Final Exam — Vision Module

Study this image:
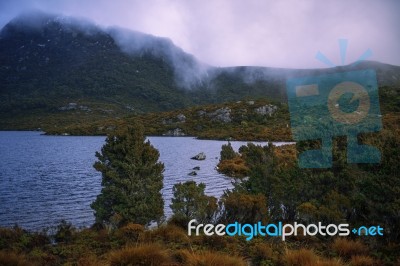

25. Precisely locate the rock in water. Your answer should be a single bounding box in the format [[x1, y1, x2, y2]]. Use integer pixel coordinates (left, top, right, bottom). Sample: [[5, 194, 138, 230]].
[[188, 171, 197, 176], [193, 166, 200, 170], [191, 152, 206, 160]]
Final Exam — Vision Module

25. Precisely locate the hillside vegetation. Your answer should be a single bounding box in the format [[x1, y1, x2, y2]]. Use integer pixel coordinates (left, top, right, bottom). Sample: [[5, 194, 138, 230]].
[[1, 12, 400, 131]]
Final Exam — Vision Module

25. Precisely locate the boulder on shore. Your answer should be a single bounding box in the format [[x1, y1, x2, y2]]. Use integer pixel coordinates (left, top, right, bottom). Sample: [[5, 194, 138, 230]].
[[191, 152, 206, 160]]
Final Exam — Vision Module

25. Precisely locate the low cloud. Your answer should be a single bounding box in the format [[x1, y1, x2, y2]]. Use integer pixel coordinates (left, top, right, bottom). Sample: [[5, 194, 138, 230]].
[[1, 0, 399, 68]]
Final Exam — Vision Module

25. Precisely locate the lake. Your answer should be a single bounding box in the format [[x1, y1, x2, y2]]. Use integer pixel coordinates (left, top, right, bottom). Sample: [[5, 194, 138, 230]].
[[0, 131, 286, 230]]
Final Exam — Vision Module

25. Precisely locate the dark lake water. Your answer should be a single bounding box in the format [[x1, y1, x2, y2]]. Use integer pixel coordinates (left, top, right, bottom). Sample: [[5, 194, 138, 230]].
[[0, 131, 285, 230]]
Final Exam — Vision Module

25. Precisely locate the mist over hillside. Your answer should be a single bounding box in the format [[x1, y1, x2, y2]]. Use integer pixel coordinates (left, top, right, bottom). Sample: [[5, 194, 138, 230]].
[[1, 12, 399, 130]]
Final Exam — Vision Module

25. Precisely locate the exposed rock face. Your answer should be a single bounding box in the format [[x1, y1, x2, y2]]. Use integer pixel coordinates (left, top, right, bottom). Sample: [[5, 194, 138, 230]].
[[59, 102, 91, 112], [191, 152, 206, 160], [197, 110, 206, 117], [208, 107, 231, 123], [163, 128, 186, 136], [176, 113, 186, 122], [162, 114, 186, 125], [161, 118, 173, 125], [254, 104, 277, 116]]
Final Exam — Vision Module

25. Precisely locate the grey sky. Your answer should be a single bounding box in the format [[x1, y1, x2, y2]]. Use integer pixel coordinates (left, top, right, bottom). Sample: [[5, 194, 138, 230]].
[[0, 0, 399, 68]]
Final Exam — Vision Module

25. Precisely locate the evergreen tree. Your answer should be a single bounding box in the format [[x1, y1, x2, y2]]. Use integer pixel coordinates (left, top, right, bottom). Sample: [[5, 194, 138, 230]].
[[91, 122, 164, 227], [170, 181, 217, 224], [220, 142, 237, 161]]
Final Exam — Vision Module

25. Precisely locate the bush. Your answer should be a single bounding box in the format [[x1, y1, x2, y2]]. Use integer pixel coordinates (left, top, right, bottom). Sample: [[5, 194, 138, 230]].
[[54, 220, 75, 243], [217, 157, 249, 178], [219, 191, 268, 224], [108, 244, 172, 266], [170, 181, 217, 224]]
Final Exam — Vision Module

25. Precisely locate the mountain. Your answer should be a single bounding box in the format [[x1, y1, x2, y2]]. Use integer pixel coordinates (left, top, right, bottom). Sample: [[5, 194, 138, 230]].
[[1, 12, 400, 130]]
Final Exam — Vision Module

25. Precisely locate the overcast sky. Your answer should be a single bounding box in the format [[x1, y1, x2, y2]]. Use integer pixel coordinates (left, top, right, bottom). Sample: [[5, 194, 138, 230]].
[[0, 0, 399, 68]]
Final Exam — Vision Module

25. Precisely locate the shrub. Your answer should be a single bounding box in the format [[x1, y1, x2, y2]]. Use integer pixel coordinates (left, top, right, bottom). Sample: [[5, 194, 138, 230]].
[[108, 244, 172, 266], [217, 157, 249, 178], [332, 238, 368, 258], [219, 191, 268, 224], [170, 181, 218, 224], [220, 142, 237, 161], [54, 220, 75, 243]]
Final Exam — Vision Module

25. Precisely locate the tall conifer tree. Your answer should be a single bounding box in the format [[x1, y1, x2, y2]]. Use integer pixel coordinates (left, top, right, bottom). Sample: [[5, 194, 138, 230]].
[[91, 122, 164, 227]]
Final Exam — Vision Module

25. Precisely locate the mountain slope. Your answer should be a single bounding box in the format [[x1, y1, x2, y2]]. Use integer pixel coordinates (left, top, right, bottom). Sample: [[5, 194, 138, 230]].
[[1, 12, 400, 130]]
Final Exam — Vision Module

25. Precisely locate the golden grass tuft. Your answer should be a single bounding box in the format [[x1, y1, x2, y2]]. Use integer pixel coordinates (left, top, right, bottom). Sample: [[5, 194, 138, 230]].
[[182, 250, 247, 266], [107, 244, 172, 266], [316, 258, 344, 266], [332, 238, 368, 258], [350, 255, 375, 266], [117, 223, 145, 242], [250, 242, 277, 264], [77, 254, 106, 266], [152, 224, 190, 244], [283, 248, 319, 266]]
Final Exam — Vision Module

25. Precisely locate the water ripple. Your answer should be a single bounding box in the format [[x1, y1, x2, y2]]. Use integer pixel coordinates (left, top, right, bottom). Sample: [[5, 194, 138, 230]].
[[0, 131, 284, 230]]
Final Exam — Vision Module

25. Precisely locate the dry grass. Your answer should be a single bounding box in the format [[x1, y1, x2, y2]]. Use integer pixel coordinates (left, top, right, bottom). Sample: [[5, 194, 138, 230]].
[[117, 223, 145, 243], [317, 258, 344, 266], [0, 250, 30, 266], [350, 255, 375, 266], [283, 248, 345, 266], [108, 244, 172, 266], [250, 242, 277, 264], [151, 224, 190, 244], [332, 238, 368, 258], [173, 249, 246, 266], [283, 248, 319, 266], [77, 255, 106, 266]]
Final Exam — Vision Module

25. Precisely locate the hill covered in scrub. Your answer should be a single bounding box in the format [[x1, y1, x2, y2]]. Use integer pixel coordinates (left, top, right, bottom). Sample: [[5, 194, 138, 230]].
[[1, 12, 400, 131], [44, 98, 293, 141], [44, 85, 400, 142]]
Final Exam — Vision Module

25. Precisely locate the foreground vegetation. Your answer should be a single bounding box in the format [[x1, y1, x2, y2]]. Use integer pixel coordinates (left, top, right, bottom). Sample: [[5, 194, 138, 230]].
[[1, 221, 395, 266]]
